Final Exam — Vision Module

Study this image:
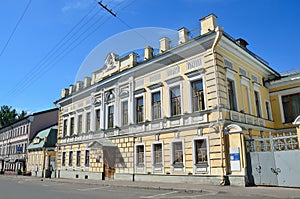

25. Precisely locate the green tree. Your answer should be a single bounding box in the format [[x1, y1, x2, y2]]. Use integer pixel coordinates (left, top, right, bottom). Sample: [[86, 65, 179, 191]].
[[0, 105, 27, 128]]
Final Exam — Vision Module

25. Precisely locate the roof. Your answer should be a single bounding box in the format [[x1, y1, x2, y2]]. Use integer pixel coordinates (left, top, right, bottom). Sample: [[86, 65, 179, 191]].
[[27, 125, 58, 150]]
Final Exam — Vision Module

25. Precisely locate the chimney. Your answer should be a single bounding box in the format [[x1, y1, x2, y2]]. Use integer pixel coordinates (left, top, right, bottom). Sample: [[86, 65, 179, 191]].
[[84, 77, 91, 87], [178, 27, 189, 44], [144, 46, 153, 61], [69, 84, 75, 94], [159, 37, 170, 53], [61, 88, 69, 98], [129, 52, 137, 66], [236, 38, 249, 49], [200, 14, 217, 35], [76, 81, 83, 92]]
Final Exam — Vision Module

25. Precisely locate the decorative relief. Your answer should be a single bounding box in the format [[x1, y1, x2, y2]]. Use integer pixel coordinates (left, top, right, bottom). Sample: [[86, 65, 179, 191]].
[[187, 58, 202, 70], [167, 65, 180, 77], [150, 74, 161, 83]]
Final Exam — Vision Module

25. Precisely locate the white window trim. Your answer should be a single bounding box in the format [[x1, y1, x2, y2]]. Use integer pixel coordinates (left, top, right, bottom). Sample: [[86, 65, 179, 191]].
[[226, 72, 238, 112], [134, 143, 146, 173], [264, 100, 273, 121], [192, 136, 210, 174], [151, 141, 164, 173], [186, 74, 206, 113], [167, 82, 183, 117], [149, 87, 163, 121], [170, 139, 185, 173], [135, 93, 146, 123], [94, 108, 101, 130]]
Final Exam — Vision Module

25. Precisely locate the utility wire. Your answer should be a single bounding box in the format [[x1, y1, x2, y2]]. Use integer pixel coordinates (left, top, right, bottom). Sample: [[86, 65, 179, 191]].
[[0, 0, 32, 57]]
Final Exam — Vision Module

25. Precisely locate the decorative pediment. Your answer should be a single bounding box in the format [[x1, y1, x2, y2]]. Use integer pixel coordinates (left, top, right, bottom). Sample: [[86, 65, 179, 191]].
[[104, 90, 115, 103], [104, 53, 118, 72], [88, 140, 116, 148], [293, 115, 300, 125], [91, 94, 102, 106], [119, 87, 129, 98], [224, 124, 244, 134]]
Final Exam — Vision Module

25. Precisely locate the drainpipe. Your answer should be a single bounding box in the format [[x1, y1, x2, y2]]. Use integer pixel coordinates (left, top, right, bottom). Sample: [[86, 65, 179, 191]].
[[211, 26, 226, 185]]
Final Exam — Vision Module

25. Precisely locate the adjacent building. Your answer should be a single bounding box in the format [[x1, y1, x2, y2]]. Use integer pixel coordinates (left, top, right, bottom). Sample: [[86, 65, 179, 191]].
[[27, 125, 58, 178], [54, 14, 300, 186], [0, 108, 58, 174]]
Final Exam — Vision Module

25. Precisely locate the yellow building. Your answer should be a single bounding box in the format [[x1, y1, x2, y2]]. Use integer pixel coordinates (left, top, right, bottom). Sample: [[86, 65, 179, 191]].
[[27, 125, 57, 178], [54, 14, 300, 186]]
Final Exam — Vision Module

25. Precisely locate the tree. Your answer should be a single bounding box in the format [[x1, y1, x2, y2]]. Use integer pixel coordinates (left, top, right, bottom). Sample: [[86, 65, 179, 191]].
[[0, 105, 27, 128]]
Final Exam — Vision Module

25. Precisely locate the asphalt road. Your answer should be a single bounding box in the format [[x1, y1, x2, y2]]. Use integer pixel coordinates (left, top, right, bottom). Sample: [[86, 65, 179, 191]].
[[0, 176, 279, 199]]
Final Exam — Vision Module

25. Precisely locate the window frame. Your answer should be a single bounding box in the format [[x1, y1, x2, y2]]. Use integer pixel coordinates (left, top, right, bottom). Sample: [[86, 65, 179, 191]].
[[69, 117, 75, 136], [135, 94, 145, 123], [62, 151, 66, 167], [63, 118, 68, 137], [170, 139, 185, 173], [95, 109, 101, 130], [254, 89, 262, 118], [121, 100, 129, 126], [281, 92, 300, 123], [265, 100, 273, 121], [86, 112, 91, 133], [192, 136, 210, 174], [68, 151, 73, 167], [77, 114, 83, 134], [76, 150, 81, 167], [107, 105, 114, 129], [135, 143, 146, 172], [150, 88, 162, 120], [227, 78, 238, 111], [169, 86, 182, 117], [151, 142, 164, 172], [190, 79, 205, 112], [84, 150, 90, 167]]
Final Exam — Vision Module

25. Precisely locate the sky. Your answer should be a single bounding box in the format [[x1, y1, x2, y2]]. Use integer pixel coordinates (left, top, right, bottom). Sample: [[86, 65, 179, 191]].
[[0, 0, 300, 114]]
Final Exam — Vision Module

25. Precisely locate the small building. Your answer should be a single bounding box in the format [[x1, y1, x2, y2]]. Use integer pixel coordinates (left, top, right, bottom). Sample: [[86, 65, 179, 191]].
[[27, 125, 58, 178], [0, 108, 58, 174]]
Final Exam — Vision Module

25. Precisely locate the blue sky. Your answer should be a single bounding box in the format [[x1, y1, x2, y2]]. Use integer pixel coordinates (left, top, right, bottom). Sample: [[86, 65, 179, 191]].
[[0, 0, 300, 114]]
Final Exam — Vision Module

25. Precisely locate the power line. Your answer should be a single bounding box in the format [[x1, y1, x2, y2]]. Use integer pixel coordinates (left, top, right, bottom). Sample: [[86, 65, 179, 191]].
[[0, 0, 32, 57]]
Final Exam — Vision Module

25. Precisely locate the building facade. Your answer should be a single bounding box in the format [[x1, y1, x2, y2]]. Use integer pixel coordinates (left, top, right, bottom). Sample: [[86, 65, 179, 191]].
[[54, 14, 300, 186], [0, 108, 58, 174], [27, 125, 58, 178]]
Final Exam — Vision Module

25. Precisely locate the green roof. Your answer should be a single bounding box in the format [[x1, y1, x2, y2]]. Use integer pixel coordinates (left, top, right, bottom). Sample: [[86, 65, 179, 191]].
[[27, 125, 57, 150]]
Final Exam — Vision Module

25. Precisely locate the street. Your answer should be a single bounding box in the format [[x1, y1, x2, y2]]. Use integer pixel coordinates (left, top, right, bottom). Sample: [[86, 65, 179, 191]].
[[0, 176, 284, 199]]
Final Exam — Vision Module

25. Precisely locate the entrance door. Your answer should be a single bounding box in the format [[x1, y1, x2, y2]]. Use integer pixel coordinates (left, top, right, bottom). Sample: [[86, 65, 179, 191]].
[[103, 147, 116, 180]]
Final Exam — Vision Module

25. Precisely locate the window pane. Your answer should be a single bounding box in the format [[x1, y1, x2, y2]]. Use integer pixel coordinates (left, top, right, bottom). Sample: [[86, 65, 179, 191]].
[[69, 151, 73, 166], [282, 93, 300, 123], [152, 92, 161, 119], [254, 91, 261, 117], [95, 110, 101, 130], [63, 120, 67, 137], [85, 150, 90, 167], [136, 97, 144, 123], [78, 115, 82, 134], [170, 86, 181, 116], [153, 144, 162, 165], [70, 118, 74, 136], [195, 139, 208, 164], [192, 80, 204, 112], [108, 106, 114, 128], [227, 79, 237, 111], [76, 151, 81, 167], [86, 112, 91, 132], [122, 101, 128, 126], [172, 142, 183, 164], [136, 145, 144, 165]]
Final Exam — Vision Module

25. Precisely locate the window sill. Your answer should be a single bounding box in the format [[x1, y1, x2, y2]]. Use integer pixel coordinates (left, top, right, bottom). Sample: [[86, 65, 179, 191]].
[[172, 163, 184, 168]]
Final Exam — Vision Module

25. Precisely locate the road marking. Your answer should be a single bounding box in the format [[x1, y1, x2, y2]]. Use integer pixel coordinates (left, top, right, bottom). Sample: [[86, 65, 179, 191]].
[[140, 191, 178, 198], [77, 187, 108, 191]]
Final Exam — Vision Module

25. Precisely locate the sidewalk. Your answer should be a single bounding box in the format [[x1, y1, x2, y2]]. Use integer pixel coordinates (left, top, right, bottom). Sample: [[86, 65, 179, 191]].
[[5, 175, 300, 199]]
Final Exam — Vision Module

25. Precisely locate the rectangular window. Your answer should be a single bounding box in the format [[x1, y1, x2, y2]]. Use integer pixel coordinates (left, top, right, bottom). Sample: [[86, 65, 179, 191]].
[[254, 91, 261, 117], [69, 151, 73, 166], [62, 152, 66, 166], [63, 119, 68, 137], [153, 143, 162, 165], [170, 86, 181, 116], [136, 145, 144, 165], [85, 150, 90, 167], [152, 92, 161, 120], [108, 105, 114, 128], [191, 80, 204, 112], [265, 101, 272, 120], [172, 142, 183, 166], [194, 139, 208, 165], [95, 109, 101, 130], [227, 79, 237, 111], [122, 101, 128, 126], [86, 112, 91, 132], [77, 115, 83, 134], [136, 97, 144, 123], [76, 151, 81, 167], [70, 118, 74, 136], [282, 93, 300, 123]]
